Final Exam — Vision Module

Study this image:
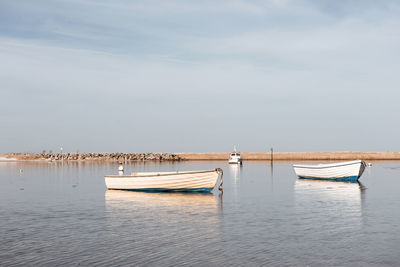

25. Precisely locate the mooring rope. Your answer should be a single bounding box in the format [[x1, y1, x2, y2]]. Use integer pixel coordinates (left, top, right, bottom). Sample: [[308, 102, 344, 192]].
[[216, 168, 223, 191]]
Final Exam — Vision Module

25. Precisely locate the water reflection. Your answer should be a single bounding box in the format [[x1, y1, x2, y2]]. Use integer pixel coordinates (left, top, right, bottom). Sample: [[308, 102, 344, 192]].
[[269, 161, 274, 179], [294, 179, 365, 228], [105, 190, 223, 225], [105, 190, 220, 213], [104, 190, 223, 265], [228, 164, 241, 185], [268, 161, 274, 191], [295, 179, 364, 201], [228, 164, 242, 199]]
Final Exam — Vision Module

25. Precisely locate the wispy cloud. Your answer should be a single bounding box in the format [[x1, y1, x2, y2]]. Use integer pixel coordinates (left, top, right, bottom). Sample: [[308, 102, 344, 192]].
[[1, 1, 400, 152]]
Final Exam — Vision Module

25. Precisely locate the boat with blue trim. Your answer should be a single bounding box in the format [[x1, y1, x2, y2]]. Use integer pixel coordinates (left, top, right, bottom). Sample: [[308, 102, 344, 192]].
[[293, 160, 367, 182], [105, 168, 223, 192]]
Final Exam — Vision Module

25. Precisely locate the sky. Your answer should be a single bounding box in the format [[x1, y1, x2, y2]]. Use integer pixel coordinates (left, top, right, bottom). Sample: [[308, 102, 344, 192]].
[[1, 0, 400, 153]]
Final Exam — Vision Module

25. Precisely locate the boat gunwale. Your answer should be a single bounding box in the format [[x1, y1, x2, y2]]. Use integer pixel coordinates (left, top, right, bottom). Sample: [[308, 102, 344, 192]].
[[105, 169, 220, 178], [106, 187, 214, 192], [293, 160, 364, 169]]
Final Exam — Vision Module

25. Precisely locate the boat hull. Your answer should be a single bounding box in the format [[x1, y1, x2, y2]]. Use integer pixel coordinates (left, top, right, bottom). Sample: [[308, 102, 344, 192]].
[[297, 175, 360, 182], [105, 169, 221, 192], [293, 160, 366, 182]]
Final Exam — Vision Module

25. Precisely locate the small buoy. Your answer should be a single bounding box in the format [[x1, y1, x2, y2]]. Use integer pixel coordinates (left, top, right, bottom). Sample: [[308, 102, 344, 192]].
[[368, 162, 372, 167], [118, 164, 124, 175], [19, 169, 23, 173]]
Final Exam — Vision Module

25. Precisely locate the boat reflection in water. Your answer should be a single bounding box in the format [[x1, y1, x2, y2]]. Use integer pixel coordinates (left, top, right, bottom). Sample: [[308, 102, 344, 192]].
[[105, 190, 222, 227], [294, 179, 366, 228], [295, 179, 364, 200], [104, 191, 223, 264], [228, 164, 241, 185], [105, 190, 220, 212], [228, 164, 242, 200]]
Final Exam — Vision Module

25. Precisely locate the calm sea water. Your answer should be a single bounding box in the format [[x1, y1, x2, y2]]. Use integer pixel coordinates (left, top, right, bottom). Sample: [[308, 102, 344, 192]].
[[1, 160, 400, 266]]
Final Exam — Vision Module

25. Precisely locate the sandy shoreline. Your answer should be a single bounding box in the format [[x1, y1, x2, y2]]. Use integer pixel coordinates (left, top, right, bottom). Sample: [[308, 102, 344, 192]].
[[177, 152, 400, 160], [1, 152, 400, 161]]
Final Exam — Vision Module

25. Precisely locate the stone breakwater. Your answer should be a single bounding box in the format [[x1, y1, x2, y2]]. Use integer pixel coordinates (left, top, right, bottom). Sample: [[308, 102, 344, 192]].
[[4, 153, 182, 161]]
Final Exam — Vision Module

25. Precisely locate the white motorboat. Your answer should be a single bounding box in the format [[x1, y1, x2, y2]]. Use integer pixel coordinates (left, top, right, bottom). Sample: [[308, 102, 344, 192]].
[[228, 145, 242, 165], [293, 160, 366, 181], [105, 168, 223, 192], [228, 152, 242, 164]]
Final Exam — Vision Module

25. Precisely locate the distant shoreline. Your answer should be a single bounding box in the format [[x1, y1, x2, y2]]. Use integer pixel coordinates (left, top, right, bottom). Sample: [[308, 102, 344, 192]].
[[177, 152, 400, 160], [1, 152, 400, 161]]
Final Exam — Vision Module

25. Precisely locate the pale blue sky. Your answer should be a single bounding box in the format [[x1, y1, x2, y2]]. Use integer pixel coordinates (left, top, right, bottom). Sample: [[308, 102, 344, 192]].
[[1, 0, 400, 153]]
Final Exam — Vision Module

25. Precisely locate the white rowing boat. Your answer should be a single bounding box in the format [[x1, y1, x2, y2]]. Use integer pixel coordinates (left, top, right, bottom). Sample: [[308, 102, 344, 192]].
[[105, 168, 223, 192], [293, 160, 367, 181]]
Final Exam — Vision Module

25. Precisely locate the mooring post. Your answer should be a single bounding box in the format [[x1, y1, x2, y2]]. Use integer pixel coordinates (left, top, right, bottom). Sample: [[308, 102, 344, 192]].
[[270, 147, 273, 162]]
